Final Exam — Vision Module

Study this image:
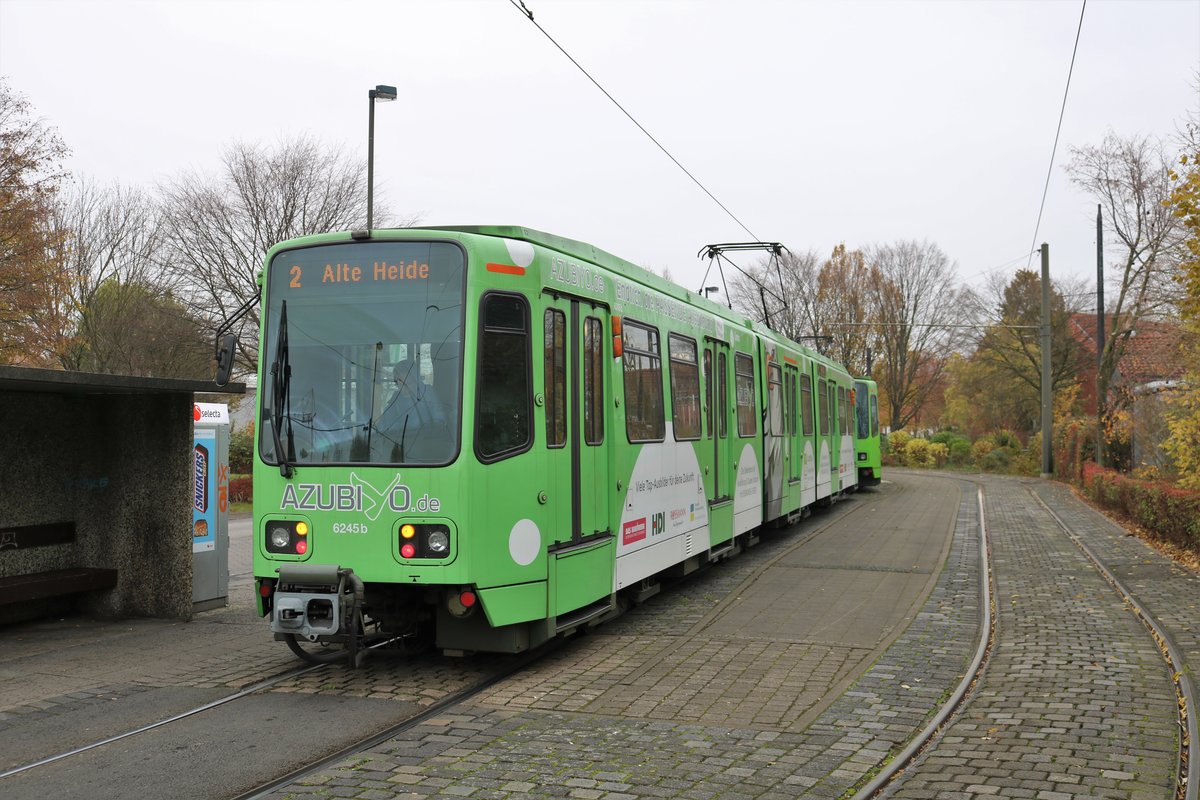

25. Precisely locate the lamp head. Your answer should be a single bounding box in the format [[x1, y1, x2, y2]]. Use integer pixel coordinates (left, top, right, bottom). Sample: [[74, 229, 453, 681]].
[[370, 84, 397, 102]]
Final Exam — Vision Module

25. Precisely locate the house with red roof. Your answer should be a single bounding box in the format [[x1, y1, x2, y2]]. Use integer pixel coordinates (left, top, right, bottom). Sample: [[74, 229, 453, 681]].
[[1068, 313, 1193, 467]]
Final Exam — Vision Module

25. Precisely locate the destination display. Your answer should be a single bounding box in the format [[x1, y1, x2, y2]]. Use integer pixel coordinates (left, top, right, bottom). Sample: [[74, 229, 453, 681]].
[[271, 241, 463, 296], [287, 259, 433, 288]]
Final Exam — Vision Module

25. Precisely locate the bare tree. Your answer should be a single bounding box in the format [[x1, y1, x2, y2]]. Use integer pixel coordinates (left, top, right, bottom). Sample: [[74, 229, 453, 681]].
[[1065, 132, 1181, 449], [727, 248, 822, 343], [159, 135, 413, 371], [47, 179, 175, 370], [728, 244, 881, 375], [867, 240, 970, 430]]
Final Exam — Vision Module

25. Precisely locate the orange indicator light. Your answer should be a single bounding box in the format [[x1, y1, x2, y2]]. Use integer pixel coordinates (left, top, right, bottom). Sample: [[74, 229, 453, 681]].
[[401, 524, 416, 539], [295, 522, 309, 536]]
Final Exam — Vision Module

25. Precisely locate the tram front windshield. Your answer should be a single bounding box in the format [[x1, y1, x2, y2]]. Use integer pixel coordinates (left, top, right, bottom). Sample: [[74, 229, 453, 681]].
[[259, 241, 465, 466]]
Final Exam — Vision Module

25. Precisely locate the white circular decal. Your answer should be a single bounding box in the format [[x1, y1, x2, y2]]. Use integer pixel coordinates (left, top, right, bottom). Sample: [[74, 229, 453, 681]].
[[504, 238, 536, 268], [508, 518, 541, 566]]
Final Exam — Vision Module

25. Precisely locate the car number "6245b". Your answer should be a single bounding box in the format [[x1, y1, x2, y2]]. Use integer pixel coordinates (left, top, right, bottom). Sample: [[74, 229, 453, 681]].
[[332, 523, 369, 534]]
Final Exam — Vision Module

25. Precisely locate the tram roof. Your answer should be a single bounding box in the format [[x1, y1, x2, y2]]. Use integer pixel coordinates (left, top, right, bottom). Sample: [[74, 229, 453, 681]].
[[277, 226, 839, 368], [428, 224, 791, 340]]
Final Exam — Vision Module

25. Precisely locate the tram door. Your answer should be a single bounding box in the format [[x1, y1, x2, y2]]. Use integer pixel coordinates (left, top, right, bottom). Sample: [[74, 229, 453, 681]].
[[785, 362, 802, 484], [763, 359, 785, 522], [542, 297, 613, 614], [705, 339, 733, 546]]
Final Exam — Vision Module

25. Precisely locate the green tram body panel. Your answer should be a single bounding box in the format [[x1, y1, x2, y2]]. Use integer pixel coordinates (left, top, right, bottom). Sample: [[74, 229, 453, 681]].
[[251, 226, 878, 653], [853, 378, 882, 485]]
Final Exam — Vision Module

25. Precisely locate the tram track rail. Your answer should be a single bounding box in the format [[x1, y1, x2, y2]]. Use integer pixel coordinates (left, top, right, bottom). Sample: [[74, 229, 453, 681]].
[[0, 497, 865, 796], [849, 483, 996, 800], [0, 635, 569, 796], [851, 478, 1196, 800], [1030, 488, 1197, 800], [228, 640, 565, 800], [0, 660, 324, 780], [231, 494, 874, 799]]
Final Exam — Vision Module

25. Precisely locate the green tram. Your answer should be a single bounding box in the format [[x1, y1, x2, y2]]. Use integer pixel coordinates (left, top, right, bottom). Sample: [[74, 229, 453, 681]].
[[233, 226, 880, 662], [854, 378, 882, 486]]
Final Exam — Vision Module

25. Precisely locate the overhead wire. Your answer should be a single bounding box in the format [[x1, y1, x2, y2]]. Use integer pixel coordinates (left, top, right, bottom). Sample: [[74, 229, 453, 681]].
[[507, 0, 760, 242], [1026, 0, 1088, 269]]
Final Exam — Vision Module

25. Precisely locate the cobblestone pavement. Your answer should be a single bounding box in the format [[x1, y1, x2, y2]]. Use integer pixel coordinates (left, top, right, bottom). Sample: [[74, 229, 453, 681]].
[[1029, 480, 1200, 704], [268, 473, 981, 799], [5, 472, 1194, 799], [882, 475, 1182, 799]]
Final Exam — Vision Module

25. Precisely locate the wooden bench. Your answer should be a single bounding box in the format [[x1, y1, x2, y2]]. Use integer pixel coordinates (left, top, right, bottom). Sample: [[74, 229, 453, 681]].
[[1, 522, 117, 608], [0, 567, 118, 605]]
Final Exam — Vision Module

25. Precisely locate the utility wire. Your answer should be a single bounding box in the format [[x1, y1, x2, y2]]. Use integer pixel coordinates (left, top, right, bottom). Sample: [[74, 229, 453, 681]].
[[1027, 0, 1087, 268], [508, 0, 760, 241]]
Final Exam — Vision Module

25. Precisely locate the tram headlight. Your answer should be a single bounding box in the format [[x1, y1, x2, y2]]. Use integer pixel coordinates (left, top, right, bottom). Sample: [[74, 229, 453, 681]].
[[269, 526, 291, 550], [426, 530, 449, 554]]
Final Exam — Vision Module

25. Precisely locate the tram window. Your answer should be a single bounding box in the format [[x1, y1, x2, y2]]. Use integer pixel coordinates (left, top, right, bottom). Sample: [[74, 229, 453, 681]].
[[845, 388, 853, 437], [622, 319, 665, 442], [476, 293, 531, 462], [735, 352, 756, 437], [818, 378, 829, 436], [837, 386, 846, 436], [669, 333, 701, 441], [717, 352, 728, 438], [544, 309, 566, 448], [825, 383, 835, 438], [829, 383, 837, 437], [800, 373, 813, 436], [767, 363, 783, 436], [788, 373, 798, 436], [584, 316, 603, 445], [870, 394, 879, 437], [703, 349, 713, 440], [855, 382, 870, 440]]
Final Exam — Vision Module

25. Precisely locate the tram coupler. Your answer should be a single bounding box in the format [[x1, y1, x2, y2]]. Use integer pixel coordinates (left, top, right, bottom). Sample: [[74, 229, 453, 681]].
[[269, 563, 364, 641]]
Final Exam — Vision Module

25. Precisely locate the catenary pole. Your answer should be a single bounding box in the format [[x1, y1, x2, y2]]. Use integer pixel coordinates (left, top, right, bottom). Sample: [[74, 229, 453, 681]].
[[1041, 243, 1053, 478], [1096, 204, 1105, 468]]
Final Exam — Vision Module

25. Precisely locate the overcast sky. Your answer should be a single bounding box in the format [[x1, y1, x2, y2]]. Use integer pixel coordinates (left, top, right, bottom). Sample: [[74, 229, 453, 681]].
[[2, 0, 1197, 302]]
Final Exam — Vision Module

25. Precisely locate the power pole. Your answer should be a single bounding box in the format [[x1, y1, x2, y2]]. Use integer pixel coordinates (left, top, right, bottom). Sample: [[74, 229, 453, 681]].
[[1095, 204, 1105, 468], [1041, 243, 1053, 478]]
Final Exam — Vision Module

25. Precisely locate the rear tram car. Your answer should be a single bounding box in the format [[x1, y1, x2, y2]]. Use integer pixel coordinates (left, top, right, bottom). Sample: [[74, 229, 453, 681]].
[[854, 378, 882, 486], [242, 226, 880, 662]]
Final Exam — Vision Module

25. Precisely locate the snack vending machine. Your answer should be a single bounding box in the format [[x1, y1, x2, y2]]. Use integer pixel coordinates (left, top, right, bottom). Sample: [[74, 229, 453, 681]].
[[192, 403, 229, 610]]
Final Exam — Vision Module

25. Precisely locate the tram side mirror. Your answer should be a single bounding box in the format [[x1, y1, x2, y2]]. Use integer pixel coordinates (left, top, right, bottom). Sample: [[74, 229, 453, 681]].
[[215, 333, 237, 387]]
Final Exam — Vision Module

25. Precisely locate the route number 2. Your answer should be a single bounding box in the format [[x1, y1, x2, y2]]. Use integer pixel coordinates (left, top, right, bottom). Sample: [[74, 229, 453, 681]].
[[290, 265, 302, 288]]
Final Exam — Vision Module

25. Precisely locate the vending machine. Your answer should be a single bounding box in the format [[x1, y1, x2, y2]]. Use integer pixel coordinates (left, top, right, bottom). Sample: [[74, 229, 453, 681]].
[[192, 402, 229, 610]]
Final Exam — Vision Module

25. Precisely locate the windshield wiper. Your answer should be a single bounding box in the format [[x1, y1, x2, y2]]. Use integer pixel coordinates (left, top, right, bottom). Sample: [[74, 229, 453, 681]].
[[270, 299, 295, 478]]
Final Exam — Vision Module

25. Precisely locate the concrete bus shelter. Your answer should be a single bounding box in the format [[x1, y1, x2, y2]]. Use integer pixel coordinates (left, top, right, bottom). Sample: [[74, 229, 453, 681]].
[[0, 365, 245, 625]]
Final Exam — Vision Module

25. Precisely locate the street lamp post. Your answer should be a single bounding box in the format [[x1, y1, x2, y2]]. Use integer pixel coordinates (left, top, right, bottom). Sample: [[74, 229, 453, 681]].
[[367, 84, 397, 231]]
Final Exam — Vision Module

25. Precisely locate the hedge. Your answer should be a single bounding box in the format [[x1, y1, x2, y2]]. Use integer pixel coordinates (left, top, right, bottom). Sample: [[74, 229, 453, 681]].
[[1080, 462, 1200, 553], [229, 475, 253, 504]]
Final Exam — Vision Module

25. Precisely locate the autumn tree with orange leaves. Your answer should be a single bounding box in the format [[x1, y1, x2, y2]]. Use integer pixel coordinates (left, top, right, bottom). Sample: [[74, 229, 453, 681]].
[[0, 79, 70, 365]]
